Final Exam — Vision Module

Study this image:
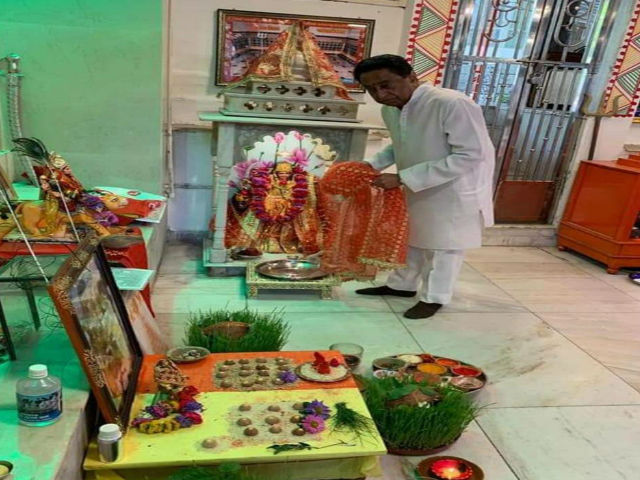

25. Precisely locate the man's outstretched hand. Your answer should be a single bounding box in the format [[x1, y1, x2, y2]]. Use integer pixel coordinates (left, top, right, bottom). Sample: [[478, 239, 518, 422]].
[[372, 173, 402, 189]]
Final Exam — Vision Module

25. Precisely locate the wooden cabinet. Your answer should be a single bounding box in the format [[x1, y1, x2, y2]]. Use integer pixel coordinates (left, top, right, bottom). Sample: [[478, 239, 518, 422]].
[[557, 157, 640, 273]]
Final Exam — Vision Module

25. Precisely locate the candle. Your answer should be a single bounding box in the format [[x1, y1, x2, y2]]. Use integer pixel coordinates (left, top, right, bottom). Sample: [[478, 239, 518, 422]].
[[430, 458, 473, 480]]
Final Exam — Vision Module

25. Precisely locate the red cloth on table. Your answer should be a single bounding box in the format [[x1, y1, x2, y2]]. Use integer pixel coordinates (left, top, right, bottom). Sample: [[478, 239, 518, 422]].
[[0, 227, 153, 314]]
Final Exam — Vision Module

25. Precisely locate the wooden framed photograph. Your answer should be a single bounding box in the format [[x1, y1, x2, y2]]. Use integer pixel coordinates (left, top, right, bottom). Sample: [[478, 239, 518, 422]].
[[48, 235, 142, 430], [216, 9, 375, 91]]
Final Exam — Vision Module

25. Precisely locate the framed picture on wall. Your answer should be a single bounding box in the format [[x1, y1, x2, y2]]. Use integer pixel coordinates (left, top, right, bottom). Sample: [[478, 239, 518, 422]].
[[321, 0, 408, 6], [216, 9, 375, 92], [48, 235, 142, 430]]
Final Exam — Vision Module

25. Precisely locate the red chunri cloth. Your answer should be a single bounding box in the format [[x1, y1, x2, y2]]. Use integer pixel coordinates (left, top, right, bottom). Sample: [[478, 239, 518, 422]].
[[318, 162, 408, 279]]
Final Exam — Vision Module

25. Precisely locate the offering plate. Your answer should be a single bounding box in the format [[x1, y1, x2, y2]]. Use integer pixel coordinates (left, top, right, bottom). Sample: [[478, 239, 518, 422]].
[[256, 259, 328, 281], [246, 261, 339, 299]]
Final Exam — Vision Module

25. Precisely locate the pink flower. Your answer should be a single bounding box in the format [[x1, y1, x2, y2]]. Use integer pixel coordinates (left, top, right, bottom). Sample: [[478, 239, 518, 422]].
[[233, 159, 258, 179], [274, 132, 286, 144], [301, 414, 326, 434], [290, 148, 309, 167], [293, 131, 304, 141]]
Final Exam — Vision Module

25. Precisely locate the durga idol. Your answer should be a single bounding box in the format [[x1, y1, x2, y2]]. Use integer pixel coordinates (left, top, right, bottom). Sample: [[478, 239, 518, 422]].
[[225, 159, 323, 255]]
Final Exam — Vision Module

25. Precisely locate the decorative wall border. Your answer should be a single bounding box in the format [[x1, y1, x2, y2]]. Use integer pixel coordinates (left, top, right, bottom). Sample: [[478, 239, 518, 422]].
[[405, 0, 459, 86], [603, 0, 640, 116]]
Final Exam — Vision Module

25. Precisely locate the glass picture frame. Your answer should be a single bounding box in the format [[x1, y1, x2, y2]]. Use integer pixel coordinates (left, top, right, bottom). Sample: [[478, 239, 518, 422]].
[[216, 9, 375, 92], [48, 235, 142, 430]]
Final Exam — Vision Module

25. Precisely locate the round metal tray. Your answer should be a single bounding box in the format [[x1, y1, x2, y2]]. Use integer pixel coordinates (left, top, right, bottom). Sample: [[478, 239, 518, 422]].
[[255, 259, 328, 281]]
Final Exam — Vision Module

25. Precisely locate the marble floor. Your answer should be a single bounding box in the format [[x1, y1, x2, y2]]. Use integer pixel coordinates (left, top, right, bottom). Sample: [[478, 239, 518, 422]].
[[152, 243, 640, 480]]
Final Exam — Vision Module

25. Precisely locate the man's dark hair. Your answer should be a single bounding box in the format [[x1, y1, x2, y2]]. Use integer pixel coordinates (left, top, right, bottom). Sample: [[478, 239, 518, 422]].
[[353, 54, 414, 82]]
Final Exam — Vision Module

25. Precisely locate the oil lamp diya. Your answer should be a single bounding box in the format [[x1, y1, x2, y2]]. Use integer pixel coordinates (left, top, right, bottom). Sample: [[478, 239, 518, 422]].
[[429, 458, 474, 480]]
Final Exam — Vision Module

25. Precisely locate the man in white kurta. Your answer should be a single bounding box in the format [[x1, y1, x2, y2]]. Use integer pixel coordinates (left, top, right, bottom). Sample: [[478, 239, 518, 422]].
[[354, 55, 495, 319]]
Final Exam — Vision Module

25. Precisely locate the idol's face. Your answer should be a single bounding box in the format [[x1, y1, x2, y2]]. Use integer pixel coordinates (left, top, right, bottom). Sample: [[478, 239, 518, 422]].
[[358, 69, 419, 108]]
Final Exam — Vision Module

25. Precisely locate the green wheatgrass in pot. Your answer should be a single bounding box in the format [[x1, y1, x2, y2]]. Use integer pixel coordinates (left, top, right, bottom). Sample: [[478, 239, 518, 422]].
[[185, 308, 290, 353], [363, 376, 483, 450]]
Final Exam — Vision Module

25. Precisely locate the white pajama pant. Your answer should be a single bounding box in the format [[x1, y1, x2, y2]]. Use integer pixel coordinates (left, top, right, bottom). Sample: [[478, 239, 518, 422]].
[[386, 247, 465, 305]]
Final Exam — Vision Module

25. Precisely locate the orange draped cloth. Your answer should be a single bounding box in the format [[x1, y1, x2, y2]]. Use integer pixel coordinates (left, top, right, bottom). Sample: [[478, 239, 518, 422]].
[[319, 162, 408, 279]]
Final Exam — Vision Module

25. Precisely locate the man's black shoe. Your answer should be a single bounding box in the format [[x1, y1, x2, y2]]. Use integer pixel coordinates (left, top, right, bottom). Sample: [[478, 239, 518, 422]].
[[403, 301, 442, 319], [355, 286, 416, 297]]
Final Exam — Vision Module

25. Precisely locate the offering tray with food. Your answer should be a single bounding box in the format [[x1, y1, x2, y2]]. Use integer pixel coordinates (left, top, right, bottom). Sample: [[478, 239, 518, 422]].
[[214, 356, 301, 391], [228, 399, 330, 444], [296, 352, 352, 383], [167, 346, 210, 363], [372, 353, 487, 393]]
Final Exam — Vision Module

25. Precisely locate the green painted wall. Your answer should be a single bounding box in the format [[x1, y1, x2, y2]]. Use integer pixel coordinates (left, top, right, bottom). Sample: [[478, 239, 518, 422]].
[[0, 0, 164, 194]]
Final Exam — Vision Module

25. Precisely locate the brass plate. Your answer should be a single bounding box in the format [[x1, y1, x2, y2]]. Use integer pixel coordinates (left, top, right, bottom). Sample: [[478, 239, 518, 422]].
[[256, 259, 328, 281]]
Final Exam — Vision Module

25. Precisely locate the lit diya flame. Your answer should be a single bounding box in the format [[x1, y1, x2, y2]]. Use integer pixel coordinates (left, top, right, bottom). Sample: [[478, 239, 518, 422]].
[[430, 458, 473, 480]]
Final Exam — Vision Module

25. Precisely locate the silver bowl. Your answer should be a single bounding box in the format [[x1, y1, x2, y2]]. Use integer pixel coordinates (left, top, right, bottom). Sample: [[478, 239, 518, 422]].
[[255, 259, 328, 281]]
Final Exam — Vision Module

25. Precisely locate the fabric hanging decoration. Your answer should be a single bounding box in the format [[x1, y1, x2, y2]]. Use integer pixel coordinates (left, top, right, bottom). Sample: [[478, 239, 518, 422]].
[[318, 162, 408, 279]]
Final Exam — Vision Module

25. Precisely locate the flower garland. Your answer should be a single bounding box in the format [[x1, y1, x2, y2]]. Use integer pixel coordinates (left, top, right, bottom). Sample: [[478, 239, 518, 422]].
[[132, 386, 204, 434], [248, 163, 309, 224]]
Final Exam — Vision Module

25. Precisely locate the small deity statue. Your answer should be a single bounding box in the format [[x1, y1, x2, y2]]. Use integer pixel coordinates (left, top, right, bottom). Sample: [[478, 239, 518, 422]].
[[1, 138, 161, 241]]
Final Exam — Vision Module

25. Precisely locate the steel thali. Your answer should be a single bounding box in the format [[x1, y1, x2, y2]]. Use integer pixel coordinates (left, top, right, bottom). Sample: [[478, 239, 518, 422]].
[[255, 259, 328, 281]]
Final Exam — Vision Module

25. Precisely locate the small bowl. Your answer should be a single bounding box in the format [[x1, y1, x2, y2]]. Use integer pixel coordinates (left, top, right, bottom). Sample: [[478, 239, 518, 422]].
[[0, 461, 13, 480], [167, 346, 210, 363], [450, 376, 484, 392], [451, 365, 482, 377], [419, 353, 435, 363], [412, 371, 441, 385], [416, 363, 448, 375], [372, 357, 407, 371], [435, 357, 461, 368], [396, 354, 423, 366], [373, 369, 401, 379]]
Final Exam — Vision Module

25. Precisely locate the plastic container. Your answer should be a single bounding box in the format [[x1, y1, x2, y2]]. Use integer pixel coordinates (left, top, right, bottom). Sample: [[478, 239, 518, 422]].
[[97, 423, 122, 463], [16, 364, 62, 426]]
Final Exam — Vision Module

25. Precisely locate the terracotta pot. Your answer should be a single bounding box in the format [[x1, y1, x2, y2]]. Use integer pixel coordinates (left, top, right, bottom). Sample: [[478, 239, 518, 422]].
[[202, 321, 250, 339], [385, 435, 460, 456]]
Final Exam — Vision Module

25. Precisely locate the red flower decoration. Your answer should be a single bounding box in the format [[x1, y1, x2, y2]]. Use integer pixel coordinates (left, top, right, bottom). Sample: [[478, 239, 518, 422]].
[[183, 412, 203, 425], [182, 386, 199, 396]]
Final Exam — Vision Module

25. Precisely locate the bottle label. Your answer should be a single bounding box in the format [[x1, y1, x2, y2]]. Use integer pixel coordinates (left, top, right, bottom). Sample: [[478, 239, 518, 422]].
[[16, 390, 63, 423]]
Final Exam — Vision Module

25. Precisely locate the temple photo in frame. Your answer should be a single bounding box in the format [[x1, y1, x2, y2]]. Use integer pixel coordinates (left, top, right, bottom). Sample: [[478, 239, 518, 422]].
[[48, 236, 142, 429], [216, 9, 375, 91]]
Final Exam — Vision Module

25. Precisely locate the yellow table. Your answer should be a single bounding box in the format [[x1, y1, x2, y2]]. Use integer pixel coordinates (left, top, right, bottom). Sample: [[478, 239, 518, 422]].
[[84, 387, 386, 480]]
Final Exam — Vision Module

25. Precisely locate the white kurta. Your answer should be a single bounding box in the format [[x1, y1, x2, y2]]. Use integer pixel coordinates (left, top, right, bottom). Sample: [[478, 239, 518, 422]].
[[369, 84, 495, 250]]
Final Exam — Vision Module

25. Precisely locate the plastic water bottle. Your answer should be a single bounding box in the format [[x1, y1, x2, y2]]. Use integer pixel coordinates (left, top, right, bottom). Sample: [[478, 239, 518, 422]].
[[98, 423, 122, 463], [16, 364, 62, 426]]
